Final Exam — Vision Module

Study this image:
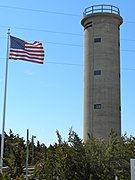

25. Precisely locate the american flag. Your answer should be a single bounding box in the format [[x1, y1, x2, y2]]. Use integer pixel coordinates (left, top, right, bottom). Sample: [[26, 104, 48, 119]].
[[9, 36, 44, 64]]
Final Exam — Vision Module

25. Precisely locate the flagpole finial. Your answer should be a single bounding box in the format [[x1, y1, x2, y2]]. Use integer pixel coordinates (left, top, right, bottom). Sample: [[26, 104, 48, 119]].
[[7, 29, 10, 35]]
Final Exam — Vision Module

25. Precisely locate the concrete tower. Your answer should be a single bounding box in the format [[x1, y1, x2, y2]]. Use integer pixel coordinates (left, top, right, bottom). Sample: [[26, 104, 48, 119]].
[[81, 5, 123, 140]]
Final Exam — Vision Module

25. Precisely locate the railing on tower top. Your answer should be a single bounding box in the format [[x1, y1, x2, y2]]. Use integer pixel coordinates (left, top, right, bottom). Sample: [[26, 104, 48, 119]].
[[83, 5, 120, 16]]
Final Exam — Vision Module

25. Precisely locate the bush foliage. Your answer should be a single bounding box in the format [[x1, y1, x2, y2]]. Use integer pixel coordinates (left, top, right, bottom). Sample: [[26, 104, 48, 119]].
[[0, 129, 135, 179]]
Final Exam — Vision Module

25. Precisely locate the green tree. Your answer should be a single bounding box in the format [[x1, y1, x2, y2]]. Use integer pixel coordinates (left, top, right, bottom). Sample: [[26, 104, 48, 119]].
[[3, 130, 26, 178]]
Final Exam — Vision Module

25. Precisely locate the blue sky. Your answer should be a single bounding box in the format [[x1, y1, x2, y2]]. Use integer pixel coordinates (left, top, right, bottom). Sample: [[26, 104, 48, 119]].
[[0, 0, 135, 145]]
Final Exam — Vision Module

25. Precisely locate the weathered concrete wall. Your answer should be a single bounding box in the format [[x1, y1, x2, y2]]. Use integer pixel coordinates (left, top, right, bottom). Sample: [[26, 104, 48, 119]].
[[81, 13, 123, 140]]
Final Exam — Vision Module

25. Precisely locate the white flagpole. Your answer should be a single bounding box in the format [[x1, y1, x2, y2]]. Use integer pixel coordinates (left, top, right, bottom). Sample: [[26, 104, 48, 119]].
[[0, 29, 10, 173], [26, 129, 29, 179]]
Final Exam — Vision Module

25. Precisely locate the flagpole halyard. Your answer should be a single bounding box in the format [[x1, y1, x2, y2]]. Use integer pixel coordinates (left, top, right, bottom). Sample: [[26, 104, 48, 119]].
[[0, 29, 10, 173]]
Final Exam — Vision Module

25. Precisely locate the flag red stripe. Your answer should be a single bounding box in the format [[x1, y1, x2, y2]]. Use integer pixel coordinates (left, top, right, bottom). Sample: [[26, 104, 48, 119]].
[[10, 49, 44, 55], [10, 49, 44, 54], [9, 55, 44, 61], [9, 54, 44, 60], [10, 57, 43, 64], [24, 49, 44, 52], [25, 45, 44, 49], [25, 41, 42, 45]]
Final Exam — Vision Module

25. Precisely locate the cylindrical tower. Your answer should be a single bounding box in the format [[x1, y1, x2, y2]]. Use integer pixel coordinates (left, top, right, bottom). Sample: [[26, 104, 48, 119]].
[[81, 5, 123, 140]]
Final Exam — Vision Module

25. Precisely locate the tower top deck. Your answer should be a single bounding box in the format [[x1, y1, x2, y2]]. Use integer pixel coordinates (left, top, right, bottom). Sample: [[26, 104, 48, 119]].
[[83, 5, 120, 17]]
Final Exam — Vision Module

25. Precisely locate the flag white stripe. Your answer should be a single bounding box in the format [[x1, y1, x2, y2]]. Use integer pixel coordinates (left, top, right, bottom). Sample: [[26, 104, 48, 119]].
[[25, 44, 42, 47]]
